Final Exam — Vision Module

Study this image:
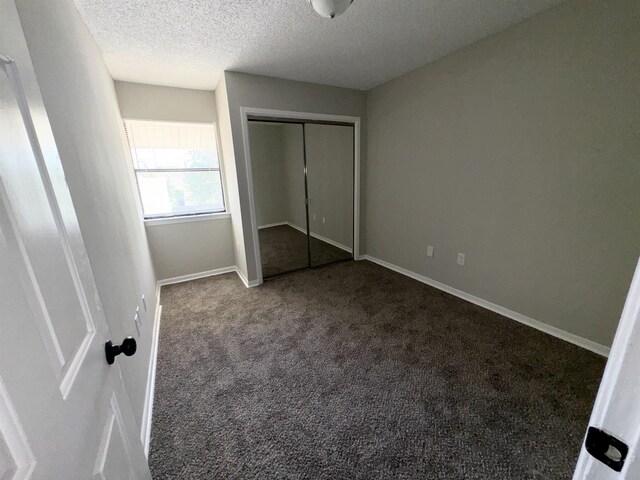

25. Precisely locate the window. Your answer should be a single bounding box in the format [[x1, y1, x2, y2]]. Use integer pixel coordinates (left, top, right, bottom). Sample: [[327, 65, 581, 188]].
[[124, 120, 225, 219]]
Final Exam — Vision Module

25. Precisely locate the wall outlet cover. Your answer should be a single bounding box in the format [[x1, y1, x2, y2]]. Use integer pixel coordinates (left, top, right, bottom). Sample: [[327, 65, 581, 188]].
[[427, 245, 434, 258], [457, 253, 466, 265]]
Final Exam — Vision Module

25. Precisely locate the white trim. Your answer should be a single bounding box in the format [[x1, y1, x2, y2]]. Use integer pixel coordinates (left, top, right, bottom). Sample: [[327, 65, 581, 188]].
[[157, 266, 237, 286], [240, 107, 361, 286], [144, 212, 230, 226], [235, 267, 260, 288], [140, 286, 162, 457], [312, 232, 351, 254], [240, 110, 262, 285], [286, 222, 352, 253], [353, 122, 360, 262], [361, 254, 610, 357], [156, 264, 260, 289], [257, 221, 288, 230], [130, 116, 233, 219], [241, 107, 361, 124], [259, 221, 353, 253]]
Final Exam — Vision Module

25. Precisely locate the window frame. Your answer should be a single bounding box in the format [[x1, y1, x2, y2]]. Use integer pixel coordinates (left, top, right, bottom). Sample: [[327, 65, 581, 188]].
[[123, 119, 226, 221]]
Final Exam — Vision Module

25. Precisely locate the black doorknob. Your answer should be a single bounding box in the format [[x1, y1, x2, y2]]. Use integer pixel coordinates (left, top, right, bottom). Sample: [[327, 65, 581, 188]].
[[105, 337, 137, 365]]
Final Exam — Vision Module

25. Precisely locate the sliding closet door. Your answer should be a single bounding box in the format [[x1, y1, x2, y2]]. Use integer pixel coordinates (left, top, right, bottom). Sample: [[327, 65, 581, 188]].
[[305, 124, 354, 267], [249, 122, 308, 278]]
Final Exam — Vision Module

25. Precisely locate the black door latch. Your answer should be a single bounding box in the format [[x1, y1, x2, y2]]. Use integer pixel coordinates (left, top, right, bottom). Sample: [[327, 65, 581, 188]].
[[585, 426, 628, 472], [105, 337, 137, 365]]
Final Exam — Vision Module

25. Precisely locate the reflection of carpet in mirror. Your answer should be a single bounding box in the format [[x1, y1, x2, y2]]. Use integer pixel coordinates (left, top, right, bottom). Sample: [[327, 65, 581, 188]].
[[259, 224, 352, 278]]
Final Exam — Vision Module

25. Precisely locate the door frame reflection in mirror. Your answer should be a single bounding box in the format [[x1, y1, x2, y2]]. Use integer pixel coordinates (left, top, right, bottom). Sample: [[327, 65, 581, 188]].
[[240, 107, 361, 285]]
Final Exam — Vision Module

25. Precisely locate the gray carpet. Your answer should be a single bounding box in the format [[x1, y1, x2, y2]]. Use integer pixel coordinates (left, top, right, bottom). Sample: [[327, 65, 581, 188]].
[[149, 260, 605, 479], [259, 225, 352, 277]]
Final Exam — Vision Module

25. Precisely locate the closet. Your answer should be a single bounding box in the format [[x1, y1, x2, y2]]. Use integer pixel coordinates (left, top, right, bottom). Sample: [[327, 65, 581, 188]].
[[248, 119, 354, 279]]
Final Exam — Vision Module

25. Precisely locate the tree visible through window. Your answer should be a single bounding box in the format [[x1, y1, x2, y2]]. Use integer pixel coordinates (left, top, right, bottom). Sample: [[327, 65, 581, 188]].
[[124, 120, 225, 218]]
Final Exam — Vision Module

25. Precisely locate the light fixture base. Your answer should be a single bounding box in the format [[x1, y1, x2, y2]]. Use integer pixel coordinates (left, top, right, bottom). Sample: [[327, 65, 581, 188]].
[[308, 0, 353, 19]]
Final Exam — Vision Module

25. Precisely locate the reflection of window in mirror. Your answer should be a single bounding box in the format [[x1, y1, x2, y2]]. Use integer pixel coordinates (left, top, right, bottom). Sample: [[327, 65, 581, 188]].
[[123, 119, 225, 219]]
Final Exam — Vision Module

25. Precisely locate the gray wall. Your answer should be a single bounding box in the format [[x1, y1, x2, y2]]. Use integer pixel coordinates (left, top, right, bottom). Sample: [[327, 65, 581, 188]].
[[223, 71, 367, 282], [16, 0, 157, 425], [249, 123, 289, 227], [115, 81, 236, 280], [145, 218, 234, 279], [215, 75, 248, 279], [115, 81, 219, 123], [364, 0, 640, 347], [282, 124, 307, 230]]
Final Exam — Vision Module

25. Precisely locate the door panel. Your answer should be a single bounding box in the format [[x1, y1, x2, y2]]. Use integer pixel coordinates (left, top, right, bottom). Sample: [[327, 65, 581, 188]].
[[0, 378, 36, 480], [0, 172, 93, 397], [0, 0, 150, 477], [0, 179, 66, 375], [306, 124, 354, 268], [0, 159, 140, 478], [250, 122, 310, 278], [2, 54, 96, 398], [574, 258, 640, 478], [93, 394, 135, 480]]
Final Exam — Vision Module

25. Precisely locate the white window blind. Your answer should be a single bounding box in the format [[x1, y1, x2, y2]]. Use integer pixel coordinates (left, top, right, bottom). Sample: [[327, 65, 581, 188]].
[[124, 120, 225, 219]]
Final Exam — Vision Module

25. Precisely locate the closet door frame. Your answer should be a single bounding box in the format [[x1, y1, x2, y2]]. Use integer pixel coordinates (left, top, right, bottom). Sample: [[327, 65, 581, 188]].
[[240, 107, 361, 285]]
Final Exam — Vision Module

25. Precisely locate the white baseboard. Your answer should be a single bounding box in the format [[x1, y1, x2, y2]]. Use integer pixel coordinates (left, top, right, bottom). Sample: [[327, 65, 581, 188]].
[[258, 222, 288, 230], [157, 265, 261, 289], [140, 287, 162, 457], [141, 264, 254, 454], [235, 267, 260, 288], [361, 254, 610, 357], [157, 266, 237, 286], [259, 221, 353, 254], [286, 223, 353, 254]]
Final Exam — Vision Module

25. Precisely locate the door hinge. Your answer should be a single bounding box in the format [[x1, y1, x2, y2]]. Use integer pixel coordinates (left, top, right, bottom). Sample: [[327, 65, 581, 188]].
[[585, 426, 629, 472]]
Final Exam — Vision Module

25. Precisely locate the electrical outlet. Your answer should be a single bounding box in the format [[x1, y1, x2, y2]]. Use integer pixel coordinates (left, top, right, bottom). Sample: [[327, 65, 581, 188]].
[[322, 217, 326, 224], [457, 253, 466, 266], [427, 245, 434, 258]]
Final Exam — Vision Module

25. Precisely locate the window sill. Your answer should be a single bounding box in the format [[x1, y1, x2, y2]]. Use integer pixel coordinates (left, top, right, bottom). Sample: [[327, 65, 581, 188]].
[[144, 212, 230, 226]]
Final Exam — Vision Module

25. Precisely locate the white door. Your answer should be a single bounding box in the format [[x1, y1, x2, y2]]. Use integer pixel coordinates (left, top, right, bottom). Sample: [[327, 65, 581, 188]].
[[0, 1, 151, 478], [574, 257, 640, 479]]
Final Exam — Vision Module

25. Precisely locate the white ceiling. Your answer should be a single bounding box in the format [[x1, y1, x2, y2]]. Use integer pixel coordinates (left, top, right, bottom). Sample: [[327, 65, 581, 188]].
[[72, 0, 565, 91]]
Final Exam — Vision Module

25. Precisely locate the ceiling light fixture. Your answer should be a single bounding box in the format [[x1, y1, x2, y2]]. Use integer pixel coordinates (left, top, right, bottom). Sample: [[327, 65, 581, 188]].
[[308, 0, 354, 19]]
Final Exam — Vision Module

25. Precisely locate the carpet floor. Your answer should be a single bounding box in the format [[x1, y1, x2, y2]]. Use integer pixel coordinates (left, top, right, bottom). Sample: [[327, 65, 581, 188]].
[[259, 225, 352, 277], [149, 260, 605, 479]]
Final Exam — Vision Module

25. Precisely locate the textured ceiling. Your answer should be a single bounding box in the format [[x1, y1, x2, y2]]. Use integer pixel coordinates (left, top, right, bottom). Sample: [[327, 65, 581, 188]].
[[72, 0, 565, 91]]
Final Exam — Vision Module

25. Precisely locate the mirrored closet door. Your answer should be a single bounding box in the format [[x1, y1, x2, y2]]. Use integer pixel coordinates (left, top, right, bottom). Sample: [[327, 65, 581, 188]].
[[250, 121, 308, 278], [306, 124, 354, 267], [249, 118, 355, 279]]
